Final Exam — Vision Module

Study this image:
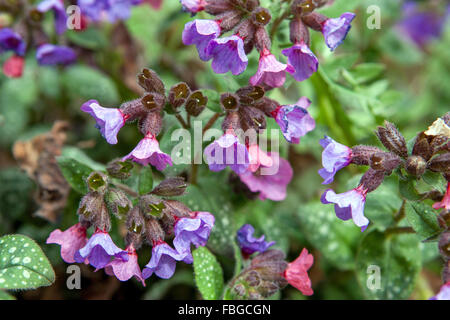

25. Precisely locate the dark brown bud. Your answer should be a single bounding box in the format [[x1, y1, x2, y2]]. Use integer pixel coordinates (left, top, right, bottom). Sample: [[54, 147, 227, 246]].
[[144, 217, 165, 244], [369, 152, 401, 172], [251, 7, 272, 27], [120, 98, 147, 121], [163, 200, 191, 218], [236, 85, 265, 105], [204, 0, 232, 15], [253, 97, 279, 117], [254, 27, 271, 52], [412, 134, 432, 161], [185, 90, 207, 117], [292, 0, 317, 17], [239, 106, 266, 133], [221, 93, 240, 112], [428, 153, 450, 173], [78, 191, 104, 221], [139, 194, 166, 218], [244, 0, 260, 11], [86, 171, 108, 193], [359, 168, 385, 193], [168, 82, 191, 109], [429, 135, 450, 154], [105, 188, 132, 218], [141, 92, 165, 111], [289, 17, 310, 44], [126, 206, 145, 235], [139, 110, 163, 136], [106, 159, 134, 180], [375, 121, 408, 159], [405, 155, 427, 176], [439, 232, 450, 259], [151, 177, 187, 197], [28, 8, 43, 25], [217, 10, 243, 32], [351, 145, 384, 166], [302, 12, 328, 31], [137, 68, 165, 94]]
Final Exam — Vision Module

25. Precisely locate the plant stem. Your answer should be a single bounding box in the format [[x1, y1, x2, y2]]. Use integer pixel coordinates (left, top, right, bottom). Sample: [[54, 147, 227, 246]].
[[269, 1, 293, 40], [385, 226, 415, 236], [175, 113, 189, 129], [394, 200, 406, 223], [202, 112, 222, 135], [114, 182, 139, 198]]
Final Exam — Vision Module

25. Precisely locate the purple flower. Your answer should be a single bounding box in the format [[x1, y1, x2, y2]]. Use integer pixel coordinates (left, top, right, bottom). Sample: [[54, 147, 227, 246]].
[[180, 0, 206, 13], [239, 152, 293, 201], [237, 224, 275, 256], [250, 48, 287, 88], [37, 0, 68, 35], [182, 19, 221, 61], [282, 41, 318, 82], [122, 133, 173, 170], [75, 229, 128, 269], [36, 44, 77, 65], [204, 133, 250, 174], [430, 282, 450, 300], [273, 97, 315, 144], [206, 35, 248, 75], [397, 2, 447, 48], [0, 28, 26, 56], [105, 245, 145, 286], [46, 223, 88, 264], [81, 99, 126, 144], [322, 12, 356, 51], [78, 0, 140, 22], [321, 185, 369, 231], [173, 211, 215, 255], [318, 136, 352, 184], [142, 241, 192, 279]]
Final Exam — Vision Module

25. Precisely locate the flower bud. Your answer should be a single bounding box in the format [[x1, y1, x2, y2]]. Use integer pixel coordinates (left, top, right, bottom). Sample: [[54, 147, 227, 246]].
[[439, 232, 450, 259], [218, 10, 243, 32], [137, 68, 165, 94], [244, 0, 260, 11], [120, 98, 146, 121], [351, 145, 384, 166], [105, 188, 132, 218], [86, 171, 109, 193], [144, 216, 165, 244], [405, 155, 427, 176], [139, 194, 166, 218], [359, 168, 385, 193], [251, 7, 271, 27], [375, 121, 408, 159], [163, 200, 191, 218], [221, 111, 241, 133], [290, 17, 310, 44], [253, 97, 279, 117], [78, 191, 104, 220], [412, 134, 432, 161], [185, 90, 207, 117], [292, 0, 317, 16], [236, 85, 265, 105], [168, 82, 191, 109], [106, 159, 134, 180], [139, 110, 163, 136], [151, 177, 187, 197], [302, 12, 328, 31], [239, 106, 266, 133], [141, 92, 166, 111], [126, 206, 145, 235], [204, 0, 232, 15], [369, 152, 401, 172], [220, 92, 240, 112], [428, 153, 450, 173]]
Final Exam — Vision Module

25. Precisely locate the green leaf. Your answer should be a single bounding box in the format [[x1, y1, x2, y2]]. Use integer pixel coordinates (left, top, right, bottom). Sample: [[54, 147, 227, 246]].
[[405, 201, 441, 238], [0, 234, 55, 290], [399, 178, 421, 201], [298, 202, 360, 270], [138, 166, 153, 195], [347, 63, 385, 85], [61, 147, 105, 171], [56, 156, 94, 194], [0, 290, 15, 300], [192, 246, 224, 300], [422, 171, 447, 193], [356, 230, 421, 299], [66, 28, 108, 50], [202, 89, 221, 113]]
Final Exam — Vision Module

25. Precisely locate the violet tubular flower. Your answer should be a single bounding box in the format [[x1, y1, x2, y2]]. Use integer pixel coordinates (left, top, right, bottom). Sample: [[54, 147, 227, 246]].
[[78, 0, 140, 22], [430, 282, 450, 300], [182, 19, 221, 61], [0, 28, 26, 56], [282, 42, 318, 82], [105, 244, 145, 286], [173, 211, 215, 256], [204, 133, 250, 174], [318, 136, 352, 184], [81, 99, 127, 145], [250, 48, 287, 88], [122, 133, 173, 170], [46, 223, 88, 264], [272, 97, 315, 144], [206, 35, 248, 75], [74, 229, 128, 269], [36, 44, 77, 66], [142, 241, 192, 279], [321, 185, 369, 232], [37, 0, 68, 35], [237, 224, 275, 256], [180, 0, 206, 14], [322, 13, 356, 51]]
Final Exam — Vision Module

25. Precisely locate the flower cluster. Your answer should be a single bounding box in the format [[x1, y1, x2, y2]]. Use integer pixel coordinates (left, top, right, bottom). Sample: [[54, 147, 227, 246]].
[[232, 224, 314, 299], [47, 171, 215, 284], [181, 0, 355, 87], [203, 85, 313, 201], [320, 114, 450, 231]]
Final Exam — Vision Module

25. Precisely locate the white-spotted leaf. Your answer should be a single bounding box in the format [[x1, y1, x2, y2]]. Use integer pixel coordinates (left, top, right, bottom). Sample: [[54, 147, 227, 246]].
[[192, 246, 224, 300]]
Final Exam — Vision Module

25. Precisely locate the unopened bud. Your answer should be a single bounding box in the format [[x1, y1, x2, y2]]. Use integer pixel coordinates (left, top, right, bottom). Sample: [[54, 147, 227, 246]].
[[144, 217, 165, 244], [185, 90, 207, 117], [126, 206, 145, 235], [251, 7, 271, 27], [236, 85, 265, 105], [151, 177, 187, 197], [359, 168, 385, 193], [86, 171, 108, 193], [139, 194, 166, 218], [137, 68, 165, 94], [78, 191, 104, 220], [405, 155, 427, 176], [428, 153, 450, 173], [105, 188, 132, 218], [141, 92, 165, 111], [204, 0, 232, 15], [120, 98, 146, 121], [239, 106, 266, 132], [218, 10, 243, 32], [369, 152, 401, 172], [412, 134, 432, 161], [220, 93, 240, 112], [107, 159, 134, 180], [168, 82, 191, 109], [375, 121, 408, 159], [253, 97, 279, 117], [351, 145, 384, 166], [292, 0, 317, 16]]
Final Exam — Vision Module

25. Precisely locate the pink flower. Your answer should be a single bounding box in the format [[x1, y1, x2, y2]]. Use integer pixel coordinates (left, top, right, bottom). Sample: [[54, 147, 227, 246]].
[[144, 0, 163, 9], [247, 144, 273, 173], [249, 48, 287, 88], [239, 151, 293, 201], [105, 244, 145, 286], [2, 55, 24, 78], [433, 182, 450, 210], [284, 248, 314, 296], [122, 133, 173, 170], [46, 223, 88, 264]]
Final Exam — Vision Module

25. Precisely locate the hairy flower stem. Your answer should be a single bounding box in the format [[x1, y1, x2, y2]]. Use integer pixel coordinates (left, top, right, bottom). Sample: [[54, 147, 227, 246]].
[[269, 4, 292, 40], [175, 113, 189, 129], [202, 112, 222, 135], [113, 182, 139, 198], [394, 200, 406, 223], [384, 226, 415, 236]]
